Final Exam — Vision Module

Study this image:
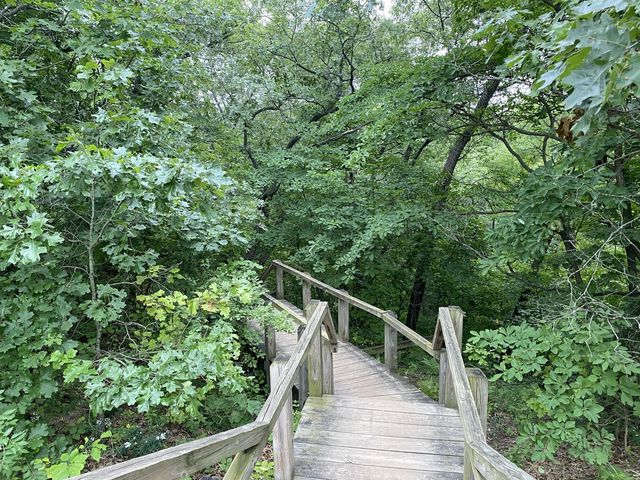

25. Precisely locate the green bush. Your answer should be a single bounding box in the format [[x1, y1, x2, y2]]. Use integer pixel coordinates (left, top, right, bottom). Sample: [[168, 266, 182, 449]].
[[467, 318, 640, 465]]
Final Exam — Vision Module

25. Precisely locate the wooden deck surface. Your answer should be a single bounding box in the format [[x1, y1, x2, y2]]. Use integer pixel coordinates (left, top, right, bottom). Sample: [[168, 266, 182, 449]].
[[274, 303, 465, 480]]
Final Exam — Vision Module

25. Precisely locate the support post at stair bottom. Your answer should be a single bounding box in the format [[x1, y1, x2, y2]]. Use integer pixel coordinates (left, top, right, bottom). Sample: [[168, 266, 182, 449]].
[[439, 306, 464, 408], [271, 359, 294, 480], [321, 337, 334, 394], [305, 301, 323, 397], [466, 367, 488, 437], [297, 325, 308, 408], [384, 311, 398, 373], [338, 294, 349, 342]]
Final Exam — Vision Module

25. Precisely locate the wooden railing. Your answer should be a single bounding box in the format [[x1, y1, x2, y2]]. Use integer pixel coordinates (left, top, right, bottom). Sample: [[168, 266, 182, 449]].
[[71, 300, 336, 480], [269, 260, 535, 480], [71, 260, 533, 480]]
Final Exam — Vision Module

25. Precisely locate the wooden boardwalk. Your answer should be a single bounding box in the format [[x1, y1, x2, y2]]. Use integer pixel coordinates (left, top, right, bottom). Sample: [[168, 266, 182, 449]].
[[73, 261, 534, 480], [274, 304, 465, 480]]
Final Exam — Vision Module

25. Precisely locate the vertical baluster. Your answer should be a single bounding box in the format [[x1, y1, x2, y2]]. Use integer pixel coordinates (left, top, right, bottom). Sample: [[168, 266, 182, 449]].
[[271, 359, 294, 480], [305, 301, 323, 397], [338, 293, 349, 342], [466, 367, 488, 437], [275, 265, 284, 299], [440, 306, 464, 408], [384, 311, 398, 373], [297, 325, 308, 408], [302, 278, 312, 308]]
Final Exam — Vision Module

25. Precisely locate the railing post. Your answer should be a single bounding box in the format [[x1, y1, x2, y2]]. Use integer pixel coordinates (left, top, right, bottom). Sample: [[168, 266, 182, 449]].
[[265, 327, 276, 362], [466, 368, 488, 437], [438, 350, 451, 405], [275, 265, 284, 299], [302, 277, 312, 308], [271, 359, 294, 480], [464, 444, 475, 480], [305, 301, 323, 397], [264, 326, 277, 386], [297, 325, 308, 408], [338, 293, 349, 342], [322, 337, 334, 394], [439, 306, 464, 408], [384, 311, 398, 373]]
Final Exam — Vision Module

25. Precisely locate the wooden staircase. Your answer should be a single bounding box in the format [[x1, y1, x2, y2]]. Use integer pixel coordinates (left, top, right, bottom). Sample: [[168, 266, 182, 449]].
[[272, 300, 464, 478], [72, 261, 535, 480], [293, 347, 465, 479]]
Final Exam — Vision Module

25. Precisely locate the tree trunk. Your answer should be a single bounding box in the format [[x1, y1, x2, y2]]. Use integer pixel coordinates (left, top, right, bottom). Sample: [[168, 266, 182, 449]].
[[558, 220, 584, 287], [405, 79, 500, 330], [614, 155, 639, 300]]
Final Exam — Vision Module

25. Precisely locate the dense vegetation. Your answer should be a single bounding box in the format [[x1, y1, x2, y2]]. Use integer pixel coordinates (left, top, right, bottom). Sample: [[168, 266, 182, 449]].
[[0, 0, 638, 478]]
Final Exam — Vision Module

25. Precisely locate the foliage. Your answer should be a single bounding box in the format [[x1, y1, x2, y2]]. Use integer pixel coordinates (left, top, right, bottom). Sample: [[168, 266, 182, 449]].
[[2, 0, 640, 477], [0, 0, 281, 477], [467, 309, 640, 464], [251, 460, 275, 480]]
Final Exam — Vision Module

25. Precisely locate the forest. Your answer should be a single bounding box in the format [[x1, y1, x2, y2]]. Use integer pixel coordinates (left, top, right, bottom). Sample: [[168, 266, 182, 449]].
[[0, 0, 639, 479]]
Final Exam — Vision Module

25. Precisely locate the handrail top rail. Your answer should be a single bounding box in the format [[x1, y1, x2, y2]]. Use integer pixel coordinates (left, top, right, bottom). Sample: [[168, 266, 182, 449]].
[[271, 260, 438, 358], [71, 301, 331, 480], [70, 421, 269, 480], [438, 307, 534, 480]]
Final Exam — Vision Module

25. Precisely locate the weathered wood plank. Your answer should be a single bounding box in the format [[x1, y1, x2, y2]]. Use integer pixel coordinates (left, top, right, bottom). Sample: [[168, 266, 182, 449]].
[[295, 431, 463, 458], [438, 349, 450, 405], [293, 443, 464, 473], [294, 430, 464, 455], [294, 459, 463, 480], [296, 417, 464, 441], [275, 265, 284, 299], [297, 325, 308, 408], [311, 396, 459, 416], [467, 367, 488, 437], [333, 374, 405, 391], [300, 403, 462, 428], [441, 307, 463, 409], [306, 302, 324, 397], [321, 338, 333, 394], [302, 278, 312, 308], [333, 385, 418, 398]]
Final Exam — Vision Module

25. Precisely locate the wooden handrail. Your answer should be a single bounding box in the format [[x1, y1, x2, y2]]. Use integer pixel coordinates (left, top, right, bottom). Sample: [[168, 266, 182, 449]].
[[71, 301, 331, 480], [272, 260, 437, 358], [269, 261, 534, 480], [222, 301, 331, 480], [69, 421, 269, 480], [439, 307, 534, 480], [439, 308, 485, 445], [255, 302, 328, 427]]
